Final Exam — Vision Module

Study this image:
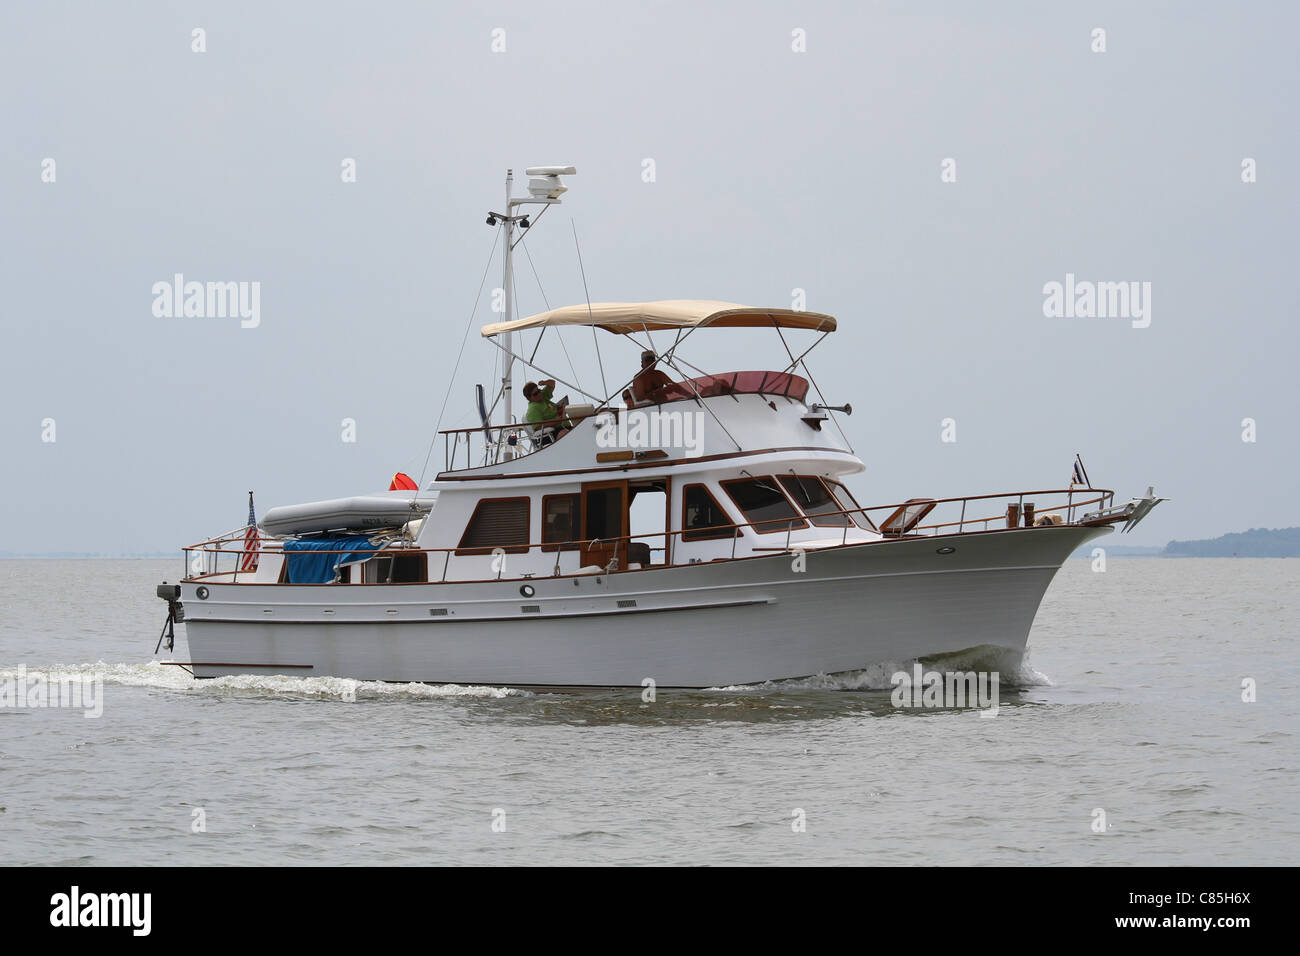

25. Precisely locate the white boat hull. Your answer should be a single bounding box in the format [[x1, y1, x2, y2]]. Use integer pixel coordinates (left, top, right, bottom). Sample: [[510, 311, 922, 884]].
[[178, 526, 1109, 687]]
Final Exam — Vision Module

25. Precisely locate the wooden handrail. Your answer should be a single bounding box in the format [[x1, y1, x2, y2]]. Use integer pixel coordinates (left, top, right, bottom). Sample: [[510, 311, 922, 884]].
[[184, 487, 1115, 562]]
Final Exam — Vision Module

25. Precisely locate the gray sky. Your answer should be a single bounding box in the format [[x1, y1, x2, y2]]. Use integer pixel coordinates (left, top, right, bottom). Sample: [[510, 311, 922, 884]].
[[2, 1, 1296, 552]]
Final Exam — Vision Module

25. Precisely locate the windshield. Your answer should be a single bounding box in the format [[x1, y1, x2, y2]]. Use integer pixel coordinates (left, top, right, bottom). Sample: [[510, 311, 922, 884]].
[[778, 476, 852, 527]]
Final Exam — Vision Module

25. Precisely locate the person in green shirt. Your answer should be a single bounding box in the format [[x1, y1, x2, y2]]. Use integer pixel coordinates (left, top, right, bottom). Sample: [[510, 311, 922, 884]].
[[522, 380, 572, 442]]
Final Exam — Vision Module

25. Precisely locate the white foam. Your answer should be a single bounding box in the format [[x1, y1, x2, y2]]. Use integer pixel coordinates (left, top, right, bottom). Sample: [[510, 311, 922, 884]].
[[714, 660, 906, 692], [0, 661, 530, 700]]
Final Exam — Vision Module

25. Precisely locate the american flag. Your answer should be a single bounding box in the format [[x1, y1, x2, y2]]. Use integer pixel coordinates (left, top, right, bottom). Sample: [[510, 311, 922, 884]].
[[240, 491, 260, 572]]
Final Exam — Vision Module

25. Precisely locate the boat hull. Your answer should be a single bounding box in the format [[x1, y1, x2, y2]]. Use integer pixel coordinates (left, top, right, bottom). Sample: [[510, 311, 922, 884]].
[[178, 525, 1108, 687]]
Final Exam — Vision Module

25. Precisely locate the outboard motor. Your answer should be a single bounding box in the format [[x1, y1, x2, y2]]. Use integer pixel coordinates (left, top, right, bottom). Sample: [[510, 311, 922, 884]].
[[155, 582, 183, 653]]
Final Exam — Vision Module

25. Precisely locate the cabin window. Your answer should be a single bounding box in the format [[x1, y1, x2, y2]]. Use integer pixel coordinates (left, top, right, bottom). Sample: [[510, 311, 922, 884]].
[[457, 497, 531, 554], [682, 484, 738, 541], [542, 494, 581, 551], [364, 553, 428, 583], [720, 477, 807, 535], [779, 476, 852, 527], [826, 480, 877, 531]]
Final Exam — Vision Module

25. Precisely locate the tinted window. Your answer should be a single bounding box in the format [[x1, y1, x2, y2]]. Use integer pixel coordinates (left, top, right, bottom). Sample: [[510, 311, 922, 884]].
[[721, 478, 805, 534], [682, 484, 737, 541], [542, 494, 581, 549], [367, 553, 428, 583], [779, 476, 852, 527], [826, 480, 876, 531], [584, 487, 624, 541]]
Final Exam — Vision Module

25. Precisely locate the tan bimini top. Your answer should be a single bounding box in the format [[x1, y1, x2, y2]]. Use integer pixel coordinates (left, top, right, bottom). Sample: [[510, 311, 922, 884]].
[[480, 300, 838, 337]]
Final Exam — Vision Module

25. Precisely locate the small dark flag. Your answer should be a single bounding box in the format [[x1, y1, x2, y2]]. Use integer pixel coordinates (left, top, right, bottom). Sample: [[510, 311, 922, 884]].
[[1072, 455, 1091, 488]]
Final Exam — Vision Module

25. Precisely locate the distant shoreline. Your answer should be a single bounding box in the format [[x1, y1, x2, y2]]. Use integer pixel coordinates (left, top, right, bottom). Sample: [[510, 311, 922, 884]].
[[1072, 526, 1299, 558], [0, 554, 178, 560]]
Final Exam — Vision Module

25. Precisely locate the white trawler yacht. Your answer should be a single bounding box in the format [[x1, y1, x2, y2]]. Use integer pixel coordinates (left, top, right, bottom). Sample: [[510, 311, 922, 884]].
[[156, 167, 1163, 688]]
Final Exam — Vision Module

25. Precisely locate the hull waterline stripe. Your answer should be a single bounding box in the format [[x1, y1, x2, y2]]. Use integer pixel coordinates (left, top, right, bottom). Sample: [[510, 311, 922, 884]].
[[161, 661, 315, 669]]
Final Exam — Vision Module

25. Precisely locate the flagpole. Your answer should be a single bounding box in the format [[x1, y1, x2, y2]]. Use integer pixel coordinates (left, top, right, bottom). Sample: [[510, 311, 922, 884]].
[[241, 491, 260, 574]]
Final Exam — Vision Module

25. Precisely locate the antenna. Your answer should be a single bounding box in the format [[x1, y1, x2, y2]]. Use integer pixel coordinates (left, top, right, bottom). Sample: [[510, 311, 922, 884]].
[[486, 165, 577, 459]]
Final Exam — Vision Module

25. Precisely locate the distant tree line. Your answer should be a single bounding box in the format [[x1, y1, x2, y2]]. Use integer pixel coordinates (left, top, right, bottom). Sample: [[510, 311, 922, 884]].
[[1164, 527, 1300, 557]]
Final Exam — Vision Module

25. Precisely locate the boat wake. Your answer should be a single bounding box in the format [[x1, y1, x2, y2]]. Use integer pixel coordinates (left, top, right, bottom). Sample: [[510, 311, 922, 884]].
[[0, 662, 531, 700], [1, 648, 1050, 701], [712, 646, 1053, 693]]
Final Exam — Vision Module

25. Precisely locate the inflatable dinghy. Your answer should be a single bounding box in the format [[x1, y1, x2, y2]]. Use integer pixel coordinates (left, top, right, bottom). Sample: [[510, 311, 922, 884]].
[[261, 491, 438, 537]]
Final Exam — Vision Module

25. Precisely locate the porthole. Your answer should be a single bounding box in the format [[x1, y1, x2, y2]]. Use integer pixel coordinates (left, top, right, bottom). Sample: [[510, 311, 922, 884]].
[[196, 586, 210, 599], [936, 546, 956, 555], [520, 584, 536, 598]]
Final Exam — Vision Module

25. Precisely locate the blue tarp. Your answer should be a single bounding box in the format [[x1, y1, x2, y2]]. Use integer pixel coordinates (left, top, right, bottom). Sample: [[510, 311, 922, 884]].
[[283, 536, 381, 583]]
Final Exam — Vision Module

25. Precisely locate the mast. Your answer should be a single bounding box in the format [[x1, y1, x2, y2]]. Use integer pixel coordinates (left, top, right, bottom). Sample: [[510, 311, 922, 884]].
[[501, 169, 515, 436], [486, 165, 577, 460]]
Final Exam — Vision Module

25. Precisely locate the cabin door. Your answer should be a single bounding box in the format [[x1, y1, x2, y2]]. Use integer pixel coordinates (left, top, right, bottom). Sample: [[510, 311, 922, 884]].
[[581, 480, 628, 571]]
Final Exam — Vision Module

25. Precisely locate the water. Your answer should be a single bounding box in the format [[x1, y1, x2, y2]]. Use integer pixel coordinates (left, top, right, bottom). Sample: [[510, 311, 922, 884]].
[[1, 558, 1295, 865]]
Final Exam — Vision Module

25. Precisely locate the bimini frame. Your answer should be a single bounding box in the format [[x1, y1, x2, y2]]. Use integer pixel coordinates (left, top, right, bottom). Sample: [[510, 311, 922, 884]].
[[476, 299, 847, 466]]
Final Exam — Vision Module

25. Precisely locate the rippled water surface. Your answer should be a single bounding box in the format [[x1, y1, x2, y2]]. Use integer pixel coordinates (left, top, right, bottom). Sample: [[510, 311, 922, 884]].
[[0, 558, 1295, 865]]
